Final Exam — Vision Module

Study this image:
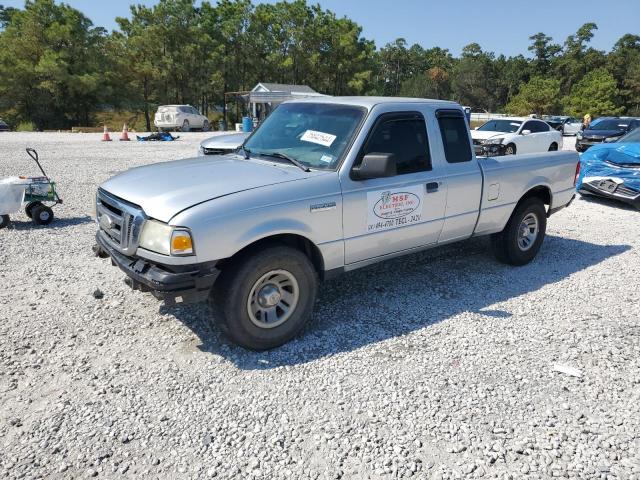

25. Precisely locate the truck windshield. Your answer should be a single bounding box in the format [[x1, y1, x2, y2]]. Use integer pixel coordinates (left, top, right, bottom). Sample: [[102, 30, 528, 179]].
[[243, 103, 365, 170], [477, 120, 522, 133]]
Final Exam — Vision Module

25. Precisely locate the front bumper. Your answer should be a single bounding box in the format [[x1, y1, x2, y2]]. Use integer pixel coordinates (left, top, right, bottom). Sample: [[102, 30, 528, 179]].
[[95, 231, 220, 306], [474, 143, 507, 157], [576, 138, 606, 152], [578, 183, 640, 209]]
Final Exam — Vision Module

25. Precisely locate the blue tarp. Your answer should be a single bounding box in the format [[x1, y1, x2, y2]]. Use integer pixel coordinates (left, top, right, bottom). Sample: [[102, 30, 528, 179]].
[[136, 132, 179, 142], [577, 142, 640, 191]]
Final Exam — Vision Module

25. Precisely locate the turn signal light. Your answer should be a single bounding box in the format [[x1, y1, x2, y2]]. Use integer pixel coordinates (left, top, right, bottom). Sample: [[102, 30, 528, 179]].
[[171, 231, 194, 255], [574, 161, 581, 187]]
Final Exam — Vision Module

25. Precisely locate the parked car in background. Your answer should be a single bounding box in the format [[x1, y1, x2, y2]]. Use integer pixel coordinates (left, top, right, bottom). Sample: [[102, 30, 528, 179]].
[[543, 116, 582, 135], [471, 117, 562, 156], [576, 117, 640, 152], [198, 132, 250, 156], [577, 127, 640, 209], [95, 97, 578, 350], [0, 120, 10, 132], [154, 105, 211, 132]]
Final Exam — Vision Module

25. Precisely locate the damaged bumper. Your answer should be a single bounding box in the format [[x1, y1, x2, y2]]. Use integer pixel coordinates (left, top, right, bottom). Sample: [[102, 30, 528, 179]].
[[578, 181, 640, 208], [95, 232, 220, 306], [474, 143, 507, 157]]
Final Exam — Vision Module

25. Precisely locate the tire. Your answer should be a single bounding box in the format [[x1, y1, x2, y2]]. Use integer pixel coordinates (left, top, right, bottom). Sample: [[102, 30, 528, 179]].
[[504, 143, 516, 155], [181, 120, 190, 132], [548, 142, 558, 151], [25, 201, 42, 219], [491, 197, 547, 266], [210, 245, 318, 350], [32, 205, 54, 225], [202, 120, 210, 132], [0, 214, 10, 229]]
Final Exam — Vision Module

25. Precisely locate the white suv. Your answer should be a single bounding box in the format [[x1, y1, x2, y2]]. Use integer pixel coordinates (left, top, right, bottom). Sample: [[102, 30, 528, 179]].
[[154, 105, 210, 132]]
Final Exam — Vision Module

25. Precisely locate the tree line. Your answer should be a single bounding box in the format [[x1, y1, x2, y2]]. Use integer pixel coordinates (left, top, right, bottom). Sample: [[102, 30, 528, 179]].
[[1, 0, 639, 131]]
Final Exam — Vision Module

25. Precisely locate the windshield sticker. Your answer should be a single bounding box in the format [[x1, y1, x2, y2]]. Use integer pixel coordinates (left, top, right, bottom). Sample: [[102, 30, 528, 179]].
[[319, 154, 333, 163], [301, 130, 336, 147], [367, 185, 424, 233]]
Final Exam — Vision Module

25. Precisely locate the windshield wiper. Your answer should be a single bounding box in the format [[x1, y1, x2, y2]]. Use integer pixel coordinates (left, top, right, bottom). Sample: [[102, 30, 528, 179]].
[[259, 151, 310, 172]]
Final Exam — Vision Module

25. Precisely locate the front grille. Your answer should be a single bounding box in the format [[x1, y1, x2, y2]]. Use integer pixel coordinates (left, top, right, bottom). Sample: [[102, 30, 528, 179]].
[[203, 147, 231, 155], [96, 189, 145, 255], [616, 185, 640, 198]]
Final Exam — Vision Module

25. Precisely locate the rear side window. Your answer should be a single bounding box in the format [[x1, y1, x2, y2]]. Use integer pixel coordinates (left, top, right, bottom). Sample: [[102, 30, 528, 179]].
[[527, 121, 549, 133], [359, 113, 431, 175], [436, 110, 472, 163]]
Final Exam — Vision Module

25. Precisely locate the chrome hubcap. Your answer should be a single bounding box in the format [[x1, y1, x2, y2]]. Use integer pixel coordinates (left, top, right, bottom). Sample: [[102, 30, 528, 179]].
[[257, 284, 281, 308], [247, 270, 299, 329], [517, 213, 539, 251]]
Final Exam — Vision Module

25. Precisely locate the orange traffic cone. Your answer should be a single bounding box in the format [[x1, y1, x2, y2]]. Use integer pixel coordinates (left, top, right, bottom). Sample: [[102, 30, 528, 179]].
[[119, 123, 131, 141], [101, 125, 112, 142]]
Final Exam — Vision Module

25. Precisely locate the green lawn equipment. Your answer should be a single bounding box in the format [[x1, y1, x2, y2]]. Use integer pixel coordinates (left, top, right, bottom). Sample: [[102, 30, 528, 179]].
[[0, 148, 63, 228]]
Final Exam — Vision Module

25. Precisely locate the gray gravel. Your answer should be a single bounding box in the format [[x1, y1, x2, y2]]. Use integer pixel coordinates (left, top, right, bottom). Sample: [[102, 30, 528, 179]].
[[1, 132, 639, 479]]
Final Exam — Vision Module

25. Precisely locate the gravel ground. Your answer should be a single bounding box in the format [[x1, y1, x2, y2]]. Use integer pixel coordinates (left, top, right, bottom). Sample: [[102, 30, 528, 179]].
[[0, 132, 639, 480]]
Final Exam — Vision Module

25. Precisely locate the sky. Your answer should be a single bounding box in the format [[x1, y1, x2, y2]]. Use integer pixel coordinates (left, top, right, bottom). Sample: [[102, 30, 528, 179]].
[[3, 0, 639, 57]]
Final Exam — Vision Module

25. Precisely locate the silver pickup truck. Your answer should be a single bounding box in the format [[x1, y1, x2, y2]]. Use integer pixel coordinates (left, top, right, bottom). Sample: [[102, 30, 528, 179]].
[[94, 97, 579, 350]]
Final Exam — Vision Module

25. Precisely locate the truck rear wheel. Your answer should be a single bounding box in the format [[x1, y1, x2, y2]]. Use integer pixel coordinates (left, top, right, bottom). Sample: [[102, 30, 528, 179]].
[[210, 245, 318, 350], [491, 197, 547, 266]]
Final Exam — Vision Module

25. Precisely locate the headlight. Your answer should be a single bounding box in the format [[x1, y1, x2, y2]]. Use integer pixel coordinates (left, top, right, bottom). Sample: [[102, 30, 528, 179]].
[[576, 132, 583, 139], [604, 136, 619, 143], [139, 220, 194, 256], [483, 137, 504, 145]]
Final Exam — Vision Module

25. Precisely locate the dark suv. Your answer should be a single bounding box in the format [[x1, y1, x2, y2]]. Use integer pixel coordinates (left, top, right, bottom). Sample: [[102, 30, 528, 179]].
[[0, 120, 10, 132], [576, 117, 640, 152]]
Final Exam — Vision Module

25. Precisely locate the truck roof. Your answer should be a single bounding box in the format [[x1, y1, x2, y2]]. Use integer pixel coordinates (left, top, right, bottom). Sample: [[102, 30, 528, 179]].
[[286, 96, 460, 109]]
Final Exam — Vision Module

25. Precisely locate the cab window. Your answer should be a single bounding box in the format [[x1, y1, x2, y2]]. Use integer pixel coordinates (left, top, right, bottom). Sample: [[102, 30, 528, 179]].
[[358, 113, 431, 175], [436, 110, 472, 163]]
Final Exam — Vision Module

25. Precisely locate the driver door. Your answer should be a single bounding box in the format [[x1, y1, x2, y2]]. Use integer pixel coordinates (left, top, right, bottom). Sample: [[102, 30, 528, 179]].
[[341, 111, 447, 264]]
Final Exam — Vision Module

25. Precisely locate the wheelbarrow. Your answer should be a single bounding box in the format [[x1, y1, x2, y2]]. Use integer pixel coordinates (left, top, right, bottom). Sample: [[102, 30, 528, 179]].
[[0, 148, 63, 228]]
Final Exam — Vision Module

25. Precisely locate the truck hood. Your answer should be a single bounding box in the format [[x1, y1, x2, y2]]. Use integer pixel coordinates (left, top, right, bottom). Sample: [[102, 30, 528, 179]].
[[100, 155, 312, 223]]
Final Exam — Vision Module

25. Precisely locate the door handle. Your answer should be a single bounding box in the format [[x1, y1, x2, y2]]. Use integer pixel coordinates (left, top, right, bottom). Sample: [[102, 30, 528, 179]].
[[426, 182, 439, 193]]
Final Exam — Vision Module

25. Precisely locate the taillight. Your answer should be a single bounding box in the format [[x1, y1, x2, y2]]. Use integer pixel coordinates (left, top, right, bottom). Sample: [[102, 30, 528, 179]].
[[574, 161, 581, 186]]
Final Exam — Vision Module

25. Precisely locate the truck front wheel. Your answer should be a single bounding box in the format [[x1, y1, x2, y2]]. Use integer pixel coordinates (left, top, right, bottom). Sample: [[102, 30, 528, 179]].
[[210, 245, 318, 350], [491, 197, 547, 266]]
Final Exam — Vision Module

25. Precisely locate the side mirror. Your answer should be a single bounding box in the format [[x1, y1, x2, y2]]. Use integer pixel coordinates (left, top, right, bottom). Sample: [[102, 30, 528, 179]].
[[521, 130, 531, 136], [351, 153, 397, 180]]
